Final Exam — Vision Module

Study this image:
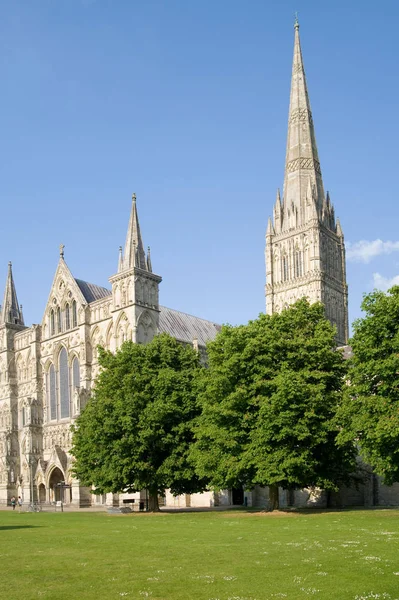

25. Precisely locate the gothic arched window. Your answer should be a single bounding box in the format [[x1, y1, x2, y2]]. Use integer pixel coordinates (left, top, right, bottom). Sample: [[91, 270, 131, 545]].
[[65, 303, 70, 330], [294, 250, 303, 278], [72, 300, 77, 328], [57, 307, 62, 333], [50, 310, 55, 336], [72, 357, 80, 388], [49, 364, 57, 420], [59, 348, 70, 419], [282, 256, 289, 282]]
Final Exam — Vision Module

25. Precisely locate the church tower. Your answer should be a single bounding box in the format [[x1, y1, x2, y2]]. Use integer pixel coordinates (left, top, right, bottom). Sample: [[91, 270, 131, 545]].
[[0, 263, 26, 502], [109, 194, 162, 346], [265, 19, 348, 345]]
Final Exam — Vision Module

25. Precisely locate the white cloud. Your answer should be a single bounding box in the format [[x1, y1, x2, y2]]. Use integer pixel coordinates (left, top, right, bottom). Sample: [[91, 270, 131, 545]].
[[372, 273, 399, 291], [346, 240, 399, 263]]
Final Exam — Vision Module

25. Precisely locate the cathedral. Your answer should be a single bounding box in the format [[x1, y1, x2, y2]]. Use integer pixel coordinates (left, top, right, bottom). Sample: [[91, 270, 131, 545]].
[[0, 194, 220, 507], [1, 21, 397, 509]]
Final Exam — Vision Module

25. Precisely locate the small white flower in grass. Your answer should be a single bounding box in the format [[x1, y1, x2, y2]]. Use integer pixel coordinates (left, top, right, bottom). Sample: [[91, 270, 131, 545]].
[[147, 577, 159, 581], [223, 576, 237, 581], [393, 572, 399, 575], [363, 556, 382, 562], [354, 593, 392, 599], [138, 592, 152, 598], [300, 588, 320, 595], [315, 572, 328, 576], [293, 576, 303, 584]]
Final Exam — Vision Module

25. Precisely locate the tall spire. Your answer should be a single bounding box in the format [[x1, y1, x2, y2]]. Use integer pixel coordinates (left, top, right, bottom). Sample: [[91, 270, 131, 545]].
[[283, 19, 325, 219], [0, 262, 24, 326], [123, 193, 147, 271]]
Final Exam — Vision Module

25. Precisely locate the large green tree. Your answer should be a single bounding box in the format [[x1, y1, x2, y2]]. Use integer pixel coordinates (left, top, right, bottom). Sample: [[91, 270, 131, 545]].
[[192, 299, 356, 509], [338, 286, 399, 484], [71, 333, 207, 510]]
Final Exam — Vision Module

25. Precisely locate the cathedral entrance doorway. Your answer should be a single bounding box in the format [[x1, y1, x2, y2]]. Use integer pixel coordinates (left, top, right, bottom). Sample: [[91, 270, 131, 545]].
[[49, 467, 64, 502], [38, 484, 46, 504]]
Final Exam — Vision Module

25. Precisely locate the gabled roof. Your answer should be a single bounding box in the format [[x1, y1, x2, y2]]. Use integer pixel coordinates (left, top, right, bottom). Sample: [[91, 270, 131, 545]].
[[159, 305, 221, 347], [75, 279, 111, 304]]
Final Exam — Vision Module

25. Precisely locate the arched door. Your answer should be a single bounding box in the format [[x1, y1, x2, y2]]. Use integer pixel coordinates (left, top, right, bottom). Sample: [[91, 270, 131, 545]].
[[49, 467, 64, 502], [39, 484, 46, 504]]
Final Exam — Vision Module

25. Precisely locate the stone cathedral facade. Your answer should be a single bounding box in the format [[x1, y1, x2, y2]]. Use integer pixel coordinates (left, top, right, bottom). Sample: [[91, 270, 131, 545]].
[[0, 196, 220, 507], [265, 20, 348, 346]]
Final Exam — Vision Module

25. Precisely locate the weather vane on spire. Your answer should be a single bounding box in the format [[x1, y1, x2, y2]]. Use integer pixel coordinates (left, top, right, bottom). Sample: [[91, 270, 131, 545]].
[[60, 244, 65, 259], [294, 11, 299, 29]]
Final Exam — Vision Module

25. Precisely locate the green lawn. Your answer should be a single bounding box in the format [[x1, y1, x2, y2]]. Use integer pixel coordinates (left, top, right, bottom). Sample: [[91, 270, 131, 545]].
[[2, 508, 399, 600]]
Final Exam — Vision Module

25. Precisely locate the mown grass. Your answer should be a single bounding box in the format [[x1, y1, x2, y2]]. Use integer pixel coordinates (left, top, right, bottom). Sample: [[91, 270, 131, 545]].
[[2, 508, 399, 600]]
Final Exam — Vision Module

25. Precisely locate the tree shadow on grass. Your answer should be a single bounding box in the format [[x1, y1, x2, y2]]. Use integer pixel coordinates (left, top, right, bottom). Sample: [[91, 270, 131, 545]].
[[0, 525, 40, 531]]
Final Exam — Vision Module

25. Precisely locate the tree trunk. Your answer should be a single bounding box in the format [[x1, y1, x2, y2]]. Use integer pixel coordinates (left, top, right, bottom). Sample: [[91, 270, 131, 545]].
[[268, 484, 279, 511], [148, 490, 160, 512]]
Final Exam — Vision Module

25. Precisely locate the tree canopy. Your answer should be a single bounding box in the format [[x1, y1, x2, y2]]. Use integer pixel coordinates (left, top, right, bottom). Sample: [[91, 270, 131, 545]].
[[191, 299, 356, 509], [71, 333, 207, 510], [338, 286, 399, 485]]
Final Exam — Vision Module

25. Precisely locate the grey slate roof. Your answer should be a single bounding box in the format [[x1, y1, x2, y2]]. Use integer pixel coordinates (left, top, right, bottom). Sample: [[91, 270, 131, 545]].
[[75, 279, 111, 304], [159, 305, 221, 347]]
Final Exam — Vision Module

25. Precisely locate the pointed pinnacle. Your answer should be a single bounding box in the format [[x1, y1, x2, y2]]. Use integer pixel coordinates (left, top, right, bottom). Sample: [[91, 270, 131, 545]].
[[336, 218, 343, 237], [146, 246, 152, 272], [118, 246, 123, 273], [1, 261, 24, 326], [124, 193, 147, 270]]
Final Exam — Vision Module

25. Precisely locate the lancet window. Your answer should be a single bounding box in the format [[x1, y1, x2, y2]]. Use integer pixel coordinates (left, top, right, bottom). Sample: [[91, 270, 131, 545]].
[[49, 365, 57, 420], [59, 348, 70, 419], [282, 255, 289, 282], [50, 310, 55, 336], [65, 303, 70, 330], [72, 357, 80, 389], [72, 300, 77, 328], [294, 250, 303, 278], [46, 352, 80, 422], [56, 307, 62, 333], [49, 299, 77, 337]]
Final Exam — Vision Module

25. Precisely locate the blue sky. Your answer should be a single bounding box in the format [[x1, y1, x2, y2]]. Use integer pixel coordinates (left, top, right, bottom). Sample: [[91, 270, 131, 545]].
[[0, 0, 398, 333]]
